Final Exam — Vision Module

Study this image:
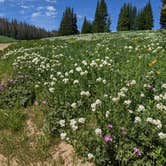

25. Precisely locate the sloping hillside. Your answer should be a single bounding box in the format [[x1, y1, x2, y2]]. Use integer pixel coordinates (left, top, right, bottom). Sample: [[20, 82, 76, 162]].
[[0, 30, 166, 165]]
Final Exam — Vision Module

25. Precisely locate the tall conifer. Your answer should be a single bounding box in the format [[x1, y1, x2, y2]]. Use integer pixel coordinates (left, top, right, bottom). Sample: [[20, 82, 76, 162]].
[[93, 0, 110, 32], [81, 17, 92, 34]]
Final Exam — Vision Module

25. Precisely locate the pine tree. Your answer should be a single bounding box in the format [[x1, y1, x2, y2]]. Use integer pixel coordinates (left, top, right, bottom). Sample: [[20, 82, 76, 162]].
[[145, 0, 153, 30], [59, 7, 78, 36], [136, 0, 153, 30], [81, 17, 92, 34], [59, 7, 73, 36], [72, 11, 79, 34], [117, 3, 137, 31], [130, 6, 137, 30], [160, 0, 166, 29], [93, 0, 110, 33]]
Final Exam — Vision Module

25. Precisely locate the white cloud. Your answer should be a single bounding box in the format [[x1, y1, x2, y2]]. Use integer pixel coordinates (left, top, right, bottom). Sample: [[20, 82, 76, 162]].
[[37, 6, 44, 11], [45, 6, 57, 17], [32, 12, 41, 18], [0, 0, 5, 3], [47, 6, 56, 12], [21, 5, 29, 9]]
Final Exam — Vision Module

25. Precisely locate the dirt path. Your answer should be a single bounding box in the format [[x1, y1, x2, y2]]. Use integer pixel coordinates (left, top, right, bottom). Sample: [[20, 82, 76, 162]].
[[0, 43, 12, 51]]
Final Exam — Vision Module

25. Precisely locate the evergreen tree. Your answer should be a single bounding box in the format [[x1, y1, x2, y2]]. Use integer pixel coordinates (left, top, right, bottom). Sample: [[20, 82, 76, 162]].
[[59, 7, 78, 36], [93, 0, 110, 33], [117, 3, 137, 31], [117, 3, 130, 31], [130, 6, 137, 30], [72, 11, 79, 34], [136, 0, 153, 30], [160, 0, 166, 29], [59, 7, 73, 36], [81, 17, 92, 34], [145, 0, 153, 29]]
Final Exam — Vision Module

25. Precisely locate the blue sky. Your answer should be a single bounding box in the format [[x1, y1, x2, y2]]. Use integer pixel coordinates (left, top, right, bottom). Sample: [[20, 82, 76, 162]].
[[0, 0, 161, 31]]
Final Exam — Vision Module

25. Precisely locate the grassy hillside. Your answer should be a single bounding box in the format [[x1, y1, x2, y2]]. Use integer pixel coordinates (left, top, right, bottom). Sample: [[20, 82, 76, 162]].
[[0, 35, 16, 43], [0, 30, 166, 165]]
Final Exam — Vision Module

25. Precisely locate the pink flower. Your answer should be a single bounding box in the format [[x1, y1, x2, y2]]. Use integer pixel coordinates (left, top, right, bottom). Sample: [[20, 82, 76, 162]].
[[133, 147, 142, 156], [108, 124, 113, 130], [42, 100, 47, 105], [104, 135, 112, 143], [34, 101, 39, 106]]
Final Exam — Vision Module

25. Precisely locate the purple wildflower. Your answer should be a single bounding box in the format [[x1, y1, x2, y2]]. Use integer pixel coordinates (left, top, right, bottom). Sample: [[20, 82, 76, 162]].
[[42, 100, 47, 105], [108, 124, 113, 130], [133, 147, 142, 157], [104, 135, 113, 143], [0, 84, 4, 91]]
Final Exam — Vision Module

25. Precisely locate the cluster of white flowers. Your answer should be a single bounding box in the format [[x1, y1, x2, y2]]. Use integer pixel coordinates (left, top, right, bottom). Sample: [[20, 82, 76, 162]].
[[156, 103, 166, 111], [95, 128, 102, 136], [80, 91, 91, 97], [78, 118, 85, 124], [136, 105, 145, 112], [161, 84, 166, 89], [70, 119, 78, 131], [127, 80, 136, 87], [146, 118, 162, 129], [134, 116, 141, 123], [91, 99, 102, 112], [73, 80, 79, 84], [59, 120, 65, 127], [124, 100, 132, 106], [158, 132, 166, 139], [87, 153, 94, 160], [71, 102, 77, 109], [60, 132, 67, 140], [105, 111, 110, 118]]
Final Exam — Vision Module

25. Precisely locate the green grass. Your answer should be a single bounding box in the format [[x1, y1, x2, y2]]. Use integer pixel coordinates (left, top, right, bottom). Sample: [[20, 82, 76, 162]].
[[0, 35, 16, 43]]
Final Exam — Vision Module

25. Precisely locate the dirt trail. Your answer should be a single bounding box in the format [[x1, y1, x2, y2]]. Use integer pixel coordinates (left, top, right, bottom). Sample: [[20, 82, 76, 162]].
[[0, 43, 12, 51]]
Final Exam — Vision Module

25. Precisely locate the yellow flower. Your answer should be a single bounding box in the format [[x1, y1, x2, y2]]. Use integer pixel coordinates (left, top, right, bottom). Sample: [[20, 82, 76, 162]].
[[156, 71, 160, 75], [149, 59, 157, 67]]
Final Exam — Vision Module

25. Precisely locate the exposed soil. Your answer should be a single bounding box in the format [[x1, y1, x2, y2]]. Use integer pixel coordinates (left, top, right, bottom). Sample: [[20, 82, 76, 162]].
[[0, 43, 12, 51]]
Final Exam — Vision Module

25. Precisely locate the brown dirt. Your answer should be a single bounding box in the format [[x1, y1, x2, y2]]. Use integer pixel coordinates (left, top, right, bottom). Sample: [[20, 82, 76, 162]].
[[0, 43, 12, 51], [51, 142, 94, 166]]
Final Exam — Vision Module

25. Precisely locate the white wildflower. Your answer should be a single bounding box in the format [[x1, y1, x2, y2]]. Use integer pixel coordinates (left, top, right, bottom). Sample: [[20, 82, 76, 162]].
[[158, 132, 166, 139], [59, 120, 65, 127], [95, 128, 102, 136], [78, 118, 85, 124], [71, 102, 77, 109], [60, 132, 67, 140], [134, 117, 141, 123], [88, 153, 94, 160]]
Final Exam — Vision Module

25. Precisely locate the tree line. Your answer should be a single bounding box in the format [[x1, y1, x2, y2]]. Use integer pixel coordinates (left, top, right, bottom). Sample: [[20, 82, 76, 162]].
[[0, 18, 58, 40], [59, 0, 166, 36]]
